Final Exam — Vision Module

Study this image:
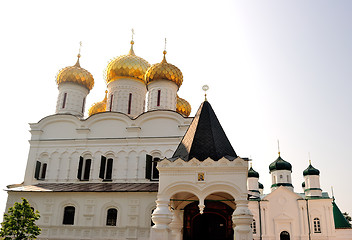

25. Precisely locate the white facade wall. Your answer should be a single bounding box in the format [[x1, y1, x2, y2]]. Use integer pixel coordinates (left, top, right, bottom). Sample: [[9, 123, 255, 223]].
[[147, 80, 178, 111], [107, 78, 147, 117], [56, 83, 89, 118], [248, 187, 336, 240], [24, 111, 191, 185], [6, 191, 157, 240]]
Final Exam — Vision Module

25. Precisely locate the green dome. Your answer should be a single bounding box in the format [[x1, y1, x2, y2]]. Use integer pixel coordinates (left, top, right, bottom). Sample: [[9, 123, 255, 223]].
[[302, 181, 306, 188], [269, 156, 292, 172], [248, 166, 259, 178], [303, 164, 320, 176], [258, 182, 264, 189]]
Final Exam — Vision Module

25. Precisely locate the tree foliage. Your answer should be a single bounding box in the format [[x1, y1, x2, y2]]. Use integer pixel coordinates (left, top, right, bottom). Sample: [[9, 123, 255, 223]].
[[343, 212, 352, 223], [0, 198, 41, 240]]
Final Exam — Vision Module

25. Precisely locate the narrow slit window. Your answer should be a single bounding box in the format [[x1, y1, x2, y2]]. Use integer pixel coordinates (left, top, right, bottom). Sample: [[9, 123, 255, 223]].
[[109, 94, 114, 111], [157, 90, 161, 107], [128, 93, 132, 114], [82, 97, 86, 113], [62, 93, 67, 109]]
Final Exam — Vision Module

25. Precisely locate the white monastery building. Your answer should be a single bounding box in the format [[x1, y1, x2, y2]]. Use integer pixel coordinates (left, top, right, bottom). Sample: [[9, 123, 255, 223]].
[[4, 39, 352, 240]]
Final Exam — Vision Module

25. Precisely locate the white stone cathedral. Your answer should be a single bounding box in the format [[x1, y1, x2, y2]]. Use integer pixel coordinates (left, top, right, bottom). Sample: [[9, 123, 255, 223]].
[[4, 39, 352, 240]]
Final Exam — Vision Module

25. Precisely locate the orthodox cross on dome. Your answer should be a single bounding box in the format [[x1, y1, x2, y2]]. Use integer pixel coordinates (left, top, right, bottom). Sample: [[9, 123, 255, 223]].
[[129, 29, 135, 55], [202, 85, 209, 101], [78, 41, 82, 58], [277, 139, 281, 156], [162, 38, 168, 63], [308, 152, 311, 165], [75, 41, 82, 67], [164, 38, 167, 52]]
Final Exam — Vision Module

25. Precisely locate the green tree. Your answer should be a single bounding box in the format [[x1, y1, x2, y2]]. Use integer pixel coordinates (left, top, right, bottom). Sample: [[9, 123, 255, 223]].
[[343, 212, 352, 223], [0, 198, 41, 240]]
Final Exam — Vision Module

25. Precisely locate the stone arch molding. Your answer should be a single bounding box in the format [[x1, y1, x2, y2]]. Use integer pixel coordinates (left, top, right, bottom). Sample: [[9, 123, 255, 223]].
[[162, 182, 242, 202]]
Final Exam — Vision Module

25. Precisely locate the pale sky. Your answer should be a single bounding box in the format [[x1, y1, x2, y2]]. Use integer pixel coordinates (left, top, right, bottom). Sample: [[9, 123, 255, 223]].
[[0, 0, 351, 222]]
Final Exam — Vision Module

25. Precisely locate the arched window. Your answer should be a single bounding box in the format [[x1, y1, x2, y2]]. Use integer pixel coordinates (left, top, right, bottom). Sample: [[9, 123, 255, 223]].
[[99, 156, 113, 181], [77, 156, 91, 181], [251, 219, 257, 234], [313, 218, 321, 233], [280, 231, 290, 240], [34, 161, 47, 180], [106, 208, 117, 226], [145, 155, 160, 181], [63, 206, 75, 225], [151, 208, 156, 226]]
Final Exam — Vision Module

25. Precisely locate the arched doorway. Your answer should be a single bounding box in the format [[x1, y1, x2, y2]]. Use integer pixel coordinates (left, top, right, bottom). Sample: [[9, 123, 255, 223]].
[[280, 231, 290, 240], [183, 201, 234, 240]]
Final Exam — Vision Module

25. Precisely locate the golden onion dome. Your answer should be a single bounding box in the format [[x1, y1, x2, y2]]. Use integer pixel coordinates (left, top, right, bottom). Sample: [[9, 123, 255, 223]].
[[176, 95, 191, 117], [105, 41, 150, 84], [88, 90, 108, 116], [56, 54, 94, 90], [145, 51, 183, 88]]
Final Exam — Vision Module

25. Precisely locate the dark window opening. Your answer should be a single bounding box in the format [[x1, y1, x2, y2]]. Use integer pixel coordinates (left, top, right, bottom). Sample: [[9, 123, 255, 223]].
[[77, 157, 91, 181], [280, 231, 290, 240], [62, 93, 67, 109], [314, 218, 321, 233], [63, 206, 75, 225], [109, 94, 113, 111], [145, 154, 159, 181], [128, 93, 132, 114], [99, 156, 113, 181], [82, 97, 86, 113], [106, 208, 117, 226], [34, 161, 47, 180], [157, 90, 161, 107], [251, 219, 256, 234]]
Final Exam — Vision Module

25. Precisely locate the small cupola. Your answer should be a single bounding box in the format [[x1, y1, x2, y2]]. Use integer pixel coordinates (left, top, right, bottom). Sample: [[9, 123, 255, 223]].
[[55, 42, 94, 118], [248, 163, 260, 199], [303, 160, 322, 197], [269, 149, 293, 192]]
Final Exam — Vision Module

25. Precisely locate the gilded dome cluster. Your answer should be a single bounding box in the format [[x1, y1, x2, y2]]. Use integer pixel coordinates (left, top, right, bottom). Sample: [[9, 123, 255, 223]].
[[176, 95, 191, 117], [145, 51, 183, 88], [88, 91, 108, 116], [105, 41, 150, 84], [56, 55, 94, 90]]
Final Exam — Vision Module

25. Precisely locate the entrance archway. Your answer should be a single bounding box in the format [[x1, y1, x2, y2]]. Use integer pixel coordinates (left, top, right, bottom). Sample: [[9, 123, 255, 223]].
[[183, 201, 234, 240], [280, 231, 290, 240]]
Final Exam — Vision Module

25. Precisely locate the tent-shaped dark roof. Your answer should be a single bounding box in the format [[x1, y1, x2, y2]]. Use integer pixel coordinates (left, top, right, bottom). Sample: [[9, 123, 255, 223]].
[[333, 200, 352, 229], [171, 101, 237, 161]]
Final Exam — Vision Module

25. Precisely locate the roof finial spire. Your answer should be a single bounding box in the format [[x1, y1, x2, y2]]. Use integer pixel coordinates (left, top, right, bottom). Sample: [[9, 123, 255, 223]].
[[308, 152, 311, 165], [331, 186, 335, 201], [129, 29, 135, 55], [277, 139, 280, 156], [162, 38, 167, 63], [202, 85, 209, 101], [75, 41, 82, 67]]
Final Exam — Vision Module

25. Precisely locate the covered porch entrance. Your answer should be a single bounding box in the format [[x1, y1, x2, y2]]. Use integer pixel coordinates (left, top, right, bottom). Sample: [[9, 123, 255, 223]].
[[183, 201, 234, 240]]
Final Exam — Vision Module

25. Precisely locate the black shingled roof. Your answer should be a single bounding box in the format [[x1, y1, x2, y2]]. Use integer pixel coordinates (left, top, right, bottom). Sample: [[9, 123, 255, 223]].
[[171, 101, 237, 161]]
